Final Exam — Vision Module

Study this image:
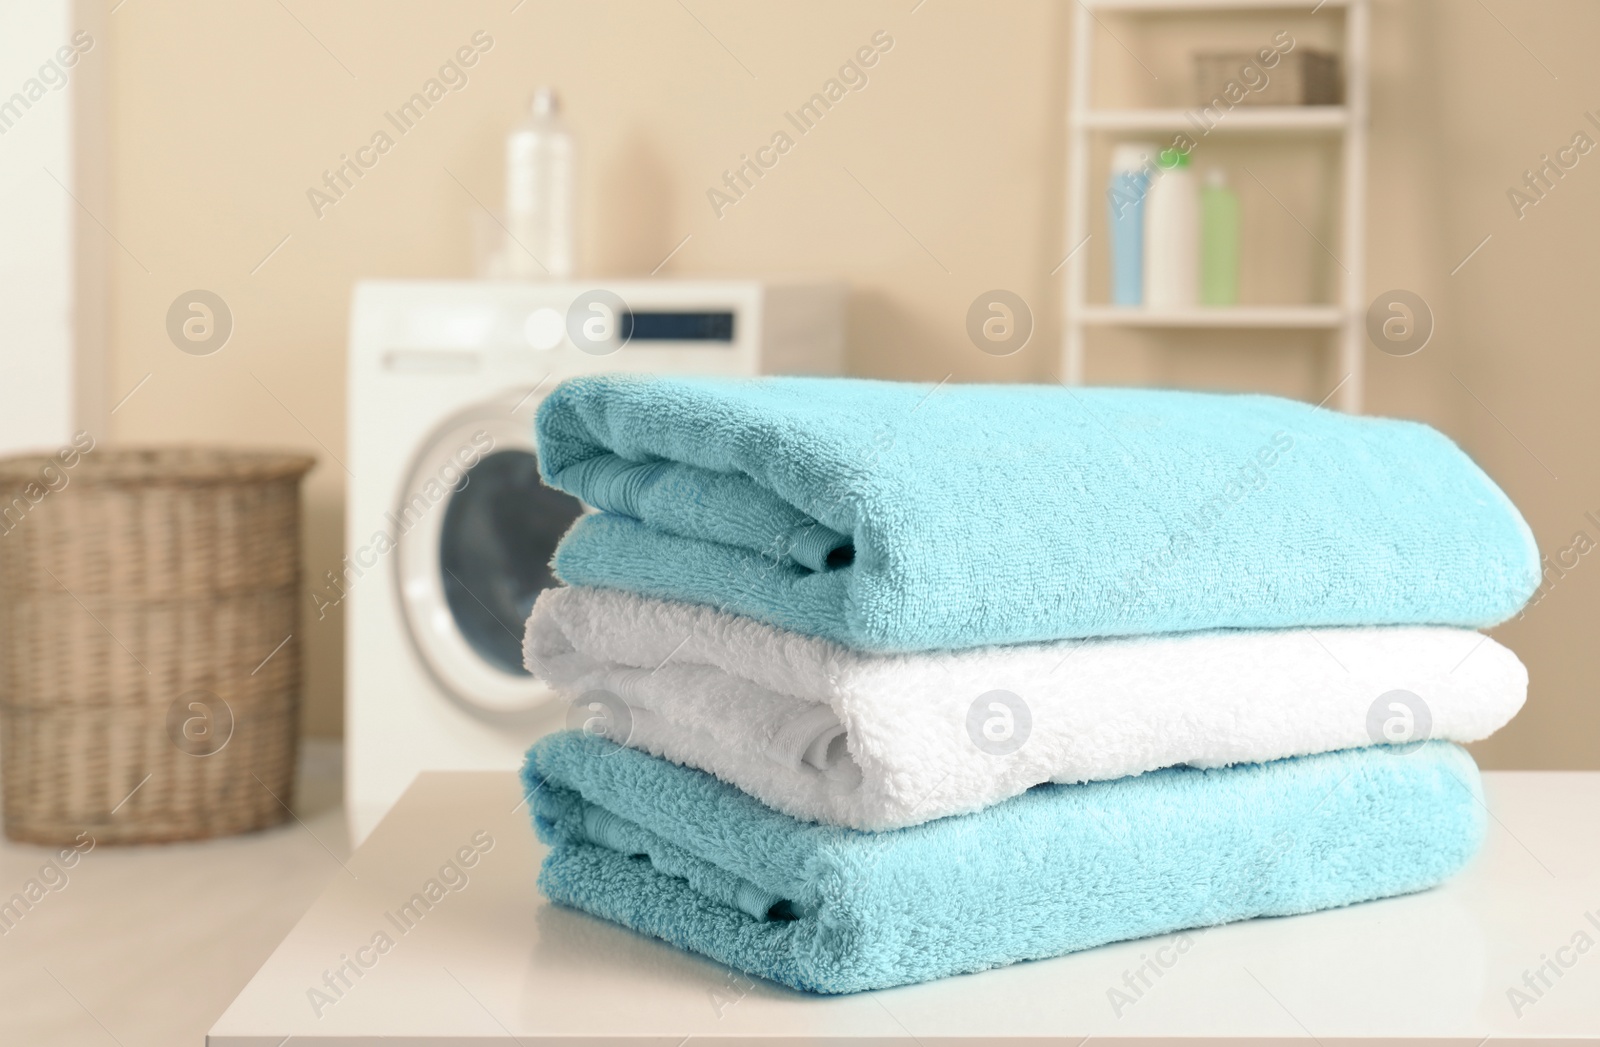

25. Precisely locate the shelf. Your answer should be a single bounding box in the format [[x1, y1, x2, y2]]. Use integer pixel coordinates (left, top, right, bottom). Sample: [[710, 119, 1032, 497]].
[[1062, 0, 1369, 411], [1074, 306, 1344, 329], [1088, 0, 1347, 10], [1075, 107, 1347, 133]]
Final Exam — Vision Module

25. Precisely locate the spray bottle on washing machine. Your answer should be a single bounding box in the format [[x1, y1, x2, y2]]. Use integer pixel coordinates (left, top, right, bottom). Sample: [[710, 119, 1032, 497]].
[[505, 87, 576, 280]]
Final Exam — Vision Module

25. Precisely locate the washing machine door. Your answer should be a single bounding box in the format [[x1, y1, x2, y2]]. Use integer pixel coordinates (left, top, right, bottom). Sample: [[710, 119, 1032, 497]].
[[395, 390, 582, 719]]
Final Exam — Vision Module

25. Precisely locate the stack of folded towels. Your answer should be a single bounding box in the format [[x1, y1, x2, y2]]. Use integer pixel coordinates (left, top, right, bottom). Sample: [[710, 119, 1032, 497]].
[[519, 375, 1540, 994]]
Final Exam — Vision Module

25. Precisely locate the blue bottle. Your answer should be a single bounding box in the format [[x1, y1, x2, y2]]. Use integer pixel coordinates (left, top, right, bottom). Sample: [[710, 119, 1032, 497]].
[[1108, 143, 1155, 307]]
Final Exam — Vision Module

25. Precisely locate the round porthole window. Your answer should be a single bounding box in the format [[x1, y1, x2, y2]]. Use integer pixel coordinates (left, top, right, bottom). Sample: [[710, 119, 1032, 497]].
[[438, 449, 579, 675], [395, 393, 582, 718]]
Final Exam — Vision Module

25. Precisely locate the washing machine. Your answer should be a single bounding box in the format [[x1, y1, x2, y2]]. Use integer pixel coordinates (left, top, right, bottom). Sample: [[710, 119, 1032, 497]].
[[345, 278, 845, 843]]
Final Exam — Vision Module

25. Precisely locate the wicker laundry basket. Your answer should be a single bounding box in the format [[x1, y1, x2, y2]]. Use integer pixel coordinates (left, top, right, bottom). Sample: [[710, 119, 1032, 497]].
[[0, 447, 315, 844]]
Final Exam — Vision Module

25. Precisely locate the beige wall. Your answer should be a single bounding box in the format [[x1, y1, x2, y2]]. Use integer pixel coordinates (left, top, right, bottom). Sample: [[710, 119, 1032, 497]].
[[102, 1, 1598, 768]]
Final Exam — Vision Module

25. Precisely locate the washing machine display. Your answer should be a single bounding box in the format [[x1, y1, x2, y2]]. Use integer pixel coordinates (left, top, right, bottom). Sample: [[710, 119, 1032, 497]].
[[348, 279, 845, 843]]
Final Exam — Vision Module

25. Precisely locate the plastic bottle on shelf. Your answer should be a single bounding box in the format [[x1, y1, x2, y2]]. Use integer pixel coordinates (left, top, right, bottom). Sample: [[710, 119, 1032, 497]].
[[1201, 169, 1240, 306], [505, 87, 575, 280], [1143, 148, 1198, 309], [1107, 143, 1156, 307]]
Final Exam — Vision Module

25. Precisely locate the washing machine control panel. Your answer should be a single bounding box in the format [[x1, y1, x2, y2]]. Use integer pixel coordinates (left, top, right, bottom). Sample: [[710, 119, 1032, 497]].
[[522, 307, 564, 350]]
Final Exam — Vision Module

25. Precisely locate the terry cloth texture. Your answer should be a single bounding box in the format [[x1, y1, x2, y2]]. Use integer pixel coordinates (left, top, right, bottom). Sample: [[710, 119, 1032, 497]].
[[534, 375, 1541, 652], [525, 731, 1487, 994], [524, 585, 1527, 830]]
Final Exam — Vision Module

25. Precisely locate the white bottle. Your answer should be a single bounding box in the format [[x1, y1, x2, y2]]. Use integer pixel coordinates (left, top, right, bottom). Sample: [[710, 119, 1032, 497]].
[[505, 87, 575, 280], [1142, 147, 1198, 309]]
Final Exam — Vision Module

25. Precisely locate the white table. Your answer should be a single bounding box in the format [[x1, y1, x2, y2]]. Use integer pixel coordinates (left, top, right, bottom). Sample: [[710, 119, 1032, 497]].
[[210, 770, 1600, 1045]]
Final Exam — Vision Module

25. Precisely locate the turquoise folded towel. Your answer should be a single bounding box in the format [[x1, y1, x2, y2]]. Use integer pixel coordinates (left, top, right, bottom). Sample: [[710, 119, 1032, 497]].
[[536, 375, 1539, 651], [524, 731, 1486, 994]]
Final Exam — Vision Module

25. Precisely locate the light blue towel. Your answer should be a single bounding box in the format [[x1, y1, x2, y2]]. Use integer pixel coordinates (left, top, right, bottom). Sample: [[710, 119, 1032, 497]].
[[525, 731, 1486, 994], [536, 376, 1539, 652]]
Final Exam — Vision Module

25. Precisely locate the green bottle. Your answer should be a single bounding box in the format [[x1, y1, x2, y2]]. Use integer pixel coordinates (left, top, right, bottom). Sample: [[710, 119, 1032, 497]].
[[1201, 169, 1239, 306]]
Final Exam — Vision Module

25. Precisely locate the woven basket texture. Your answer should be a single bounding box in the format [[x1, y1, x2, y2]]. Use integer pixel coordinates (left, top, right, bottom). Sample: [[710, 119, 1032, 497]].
[[0, 447, 314, 844]]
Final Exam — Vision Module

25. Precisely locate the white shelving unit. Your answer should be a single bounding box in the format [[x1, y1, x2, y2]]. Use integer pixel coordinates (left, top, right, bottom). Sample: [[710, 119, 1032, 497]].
[[1077, 305, 1343, 328], [1077, 106, 1348, 132], [1060, 0, 1370, 413]]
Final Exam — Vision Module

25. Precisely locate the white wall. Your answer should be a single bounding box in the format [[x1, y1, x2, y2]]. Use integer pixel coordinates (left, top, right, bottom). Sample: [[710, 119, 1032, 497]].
[[0, 0, 105, 454]]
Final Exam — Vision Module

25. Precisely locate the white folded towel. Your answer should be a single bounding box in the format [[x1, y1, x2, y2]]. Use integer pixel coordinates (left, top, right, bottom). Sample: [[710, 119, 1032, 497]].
[[524, 586, 1527, 830]]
